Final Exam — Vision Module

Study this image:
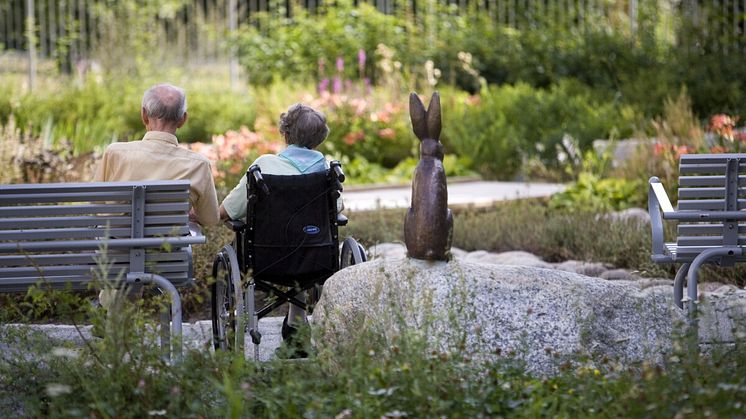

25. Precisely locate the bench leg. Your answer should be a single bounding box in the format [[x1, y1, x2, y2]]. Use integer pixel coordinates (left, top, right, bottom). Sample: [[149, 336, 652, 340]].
[[673, 263, 690, 309], [686, 248, 743, 315], [130, 273, 183, 362]]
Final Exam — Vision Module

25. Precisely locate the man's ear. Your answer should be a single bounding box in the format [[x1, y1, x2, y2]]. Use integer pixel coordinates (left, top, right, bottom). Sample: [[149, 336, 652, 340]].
[[177, 112, 188, 129], [141, 107, 149, 126]]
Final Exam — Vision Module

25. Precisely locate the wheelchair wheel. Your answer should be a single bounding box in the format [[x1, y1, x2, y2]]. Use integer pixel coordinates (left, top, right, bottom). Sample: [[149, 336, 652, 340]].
[[340, 237, 367, 268], [211, 248, 244, 351]]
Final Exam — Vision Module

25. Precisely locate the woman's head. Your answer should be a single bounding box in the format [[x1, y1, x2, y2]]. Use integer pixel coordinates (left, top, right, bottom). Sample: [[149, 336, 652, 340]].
[[279, 104, 330, 149]]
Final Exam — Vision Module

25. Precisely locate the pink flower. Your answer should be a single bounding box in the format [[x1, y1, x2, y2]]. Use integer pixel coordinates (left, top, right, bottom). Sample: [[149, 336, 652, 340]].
[[709, 114, 739, 141], [343, 131, 364, 145], [336, 56, 344, 73], [378, 128, 396, 139], [675, 145, 694, 158]]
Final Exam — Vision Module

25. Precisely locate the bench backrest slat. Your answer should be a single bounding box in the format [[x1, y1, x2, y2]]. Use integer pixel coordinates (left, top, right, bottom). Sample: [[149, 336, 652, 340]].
[[0, 180, 200, 291], [673, 154, 746, 260]]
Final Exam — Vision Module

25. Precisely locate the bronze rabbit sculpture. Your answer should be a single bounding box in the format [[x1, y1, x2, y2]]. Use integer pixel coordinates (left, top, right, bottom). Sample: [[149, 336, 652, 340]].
[[404, 92, 453, 261]]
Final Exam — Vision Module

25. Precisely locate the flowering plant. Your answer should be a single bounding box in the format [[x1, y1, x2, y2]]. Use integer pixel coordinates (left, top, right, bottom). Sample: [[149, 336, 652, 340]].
[[184, 126, 283, 189], [708, 114, 746, 152]]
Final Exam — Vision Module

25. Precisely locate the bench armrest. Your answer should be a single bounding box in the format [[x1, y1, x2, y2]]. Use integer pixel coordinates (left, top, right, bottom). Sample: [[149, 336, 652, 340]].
[[224, 219, 247, 232], [648, 177, 671, 257]]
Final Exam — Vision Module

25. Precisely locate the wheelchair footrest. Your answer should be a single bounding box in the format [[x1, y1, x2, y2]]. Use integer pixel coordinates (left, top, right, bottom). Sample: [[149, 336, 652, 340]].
[[249, 329, 262, 345]]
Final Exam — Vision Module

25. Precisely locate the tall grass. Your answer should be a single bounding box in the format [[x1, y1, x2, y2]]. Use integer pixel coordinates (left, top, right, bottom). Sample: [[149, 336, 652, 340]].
[[2, 293, 746, 417]]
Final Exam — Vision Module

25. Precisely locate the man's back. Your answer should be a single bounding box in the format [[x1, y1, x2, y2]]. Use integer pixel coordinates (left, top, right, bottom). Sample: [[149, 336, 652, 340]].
[[95, 131, 219, 226]]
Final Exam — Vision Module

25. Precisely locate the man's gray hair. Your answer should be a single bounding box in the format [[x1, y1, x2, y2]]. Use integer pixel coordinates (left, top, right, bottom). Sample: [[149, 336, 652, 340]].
[[279, 103, 330, 149], [142, 83, 187, 123]]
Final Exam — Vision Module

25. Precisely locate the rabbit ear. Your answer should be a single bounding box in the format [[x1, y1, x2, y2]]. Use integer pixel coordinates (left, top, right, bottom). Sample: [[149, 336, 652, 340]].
[[426, 91, 441, 141], [409, 92, 429, 141]]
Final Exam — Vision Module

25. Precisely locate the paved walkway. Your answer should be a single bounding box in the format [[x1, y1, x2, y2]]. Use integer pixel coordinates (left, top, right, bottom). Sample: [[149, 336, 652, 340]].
[[343, 180, 565, 211], [3, 318, 285, 362]]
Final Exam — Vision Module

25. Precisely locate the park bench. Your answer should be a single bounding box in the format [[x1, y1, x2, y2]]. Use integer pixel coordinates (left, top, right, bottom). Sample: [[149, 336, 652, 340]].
[[0, 180, 205, 359], [648, 153, 746, 313]]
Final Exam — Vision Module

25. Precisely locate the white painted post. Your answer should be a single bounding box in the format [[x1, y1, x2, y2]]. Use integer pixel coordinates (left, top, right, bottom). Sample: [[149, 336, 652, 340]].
[[229, 0, 239, 89], [25, 0, 36, 92]]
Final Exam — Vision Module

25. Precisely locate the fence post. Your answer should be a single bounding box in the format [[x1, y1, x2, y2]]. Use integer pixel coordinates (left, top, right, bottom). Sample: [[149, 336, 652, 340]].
[[25, 0, 36, 92], [229, 0, 239, 89]]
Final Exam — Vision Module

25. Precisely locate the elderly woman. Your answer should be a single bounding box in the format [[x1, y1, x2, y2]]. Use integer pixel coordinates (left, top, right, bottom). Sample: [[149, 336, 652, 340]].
[[219, 103, 331, 221], [219, 103, 334, 357]]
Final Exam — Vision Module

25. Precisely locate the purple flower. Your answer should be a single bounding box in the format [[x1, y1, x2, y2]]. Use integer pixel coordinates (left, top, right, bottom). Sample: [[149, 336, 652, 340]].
[[336, 57, 344, 73], [363, 77, 371, 94], [333, 76, 342, 94], [318, 58, 326, 74], [318, 78, 329, 94], [358, 49, 366, 72]]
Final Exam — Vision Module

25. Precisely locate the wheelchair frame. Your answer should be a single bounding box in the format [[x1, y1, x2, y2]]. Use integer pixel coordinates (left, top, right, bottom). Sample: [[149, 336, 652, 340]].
[[210, 161, 366, 357]]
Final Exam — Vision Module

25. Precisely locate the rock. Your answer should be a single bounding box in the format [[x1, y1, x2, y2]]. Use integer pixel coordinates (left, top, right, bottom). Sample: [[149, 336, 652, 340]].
[[449, 247, 469, 260], [607, 207, 650, 226], [313, 258, 690, 375], [464, 250, 553, 269], [367, 243, 407, 260], [600, 269, 638, 281], [315, 258, 746, 374], [554, 260, 608, 277], [592, 138, 651, 168], [636, 278, 673, 290]]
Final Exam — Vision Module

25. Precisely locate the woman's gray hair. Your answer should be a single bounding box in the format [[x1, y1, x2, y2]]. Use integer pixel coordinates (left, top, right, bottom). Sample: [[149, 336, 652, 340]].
[[279, 104, 330, 149], [142, 83, 187, 123]]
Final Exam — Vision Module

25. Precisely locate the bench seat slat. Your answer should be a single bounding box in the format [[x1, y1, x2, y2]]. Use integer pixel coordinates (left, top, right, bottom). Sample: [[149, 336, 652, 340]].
[[0, 226, 190, 241], [0, 273, 191, 293], [664, 243, 746, 259], [0, 251, 188, 267], [0, 262, 190, 278]]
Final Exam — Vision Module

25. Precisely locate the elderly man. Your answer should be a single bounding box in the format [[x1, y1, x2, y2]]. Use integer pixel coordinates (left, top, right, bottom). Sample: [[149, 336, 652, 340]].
[[94, 83, 219, 318], [95, 83, 219, 226]]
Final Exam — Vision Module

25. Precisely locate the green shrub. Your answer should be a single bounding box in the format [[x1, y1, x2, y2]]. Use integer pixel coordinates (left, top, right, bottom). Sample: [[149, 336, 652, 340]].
[[442, 82, 640, 179]]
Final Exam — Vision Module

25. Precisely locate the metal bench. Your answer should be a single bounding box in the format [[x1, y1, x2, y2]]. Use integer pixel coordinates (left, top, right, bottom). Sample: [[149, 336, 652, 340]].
[[649, 153, 746, 313], [0, 180, 205, 359]]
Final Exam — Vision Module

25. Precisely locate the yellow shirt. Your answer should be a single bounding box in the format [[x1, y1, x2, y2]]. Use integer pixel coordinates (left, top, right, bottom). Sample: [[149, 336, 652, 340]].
[[94, 131, 220, 226]]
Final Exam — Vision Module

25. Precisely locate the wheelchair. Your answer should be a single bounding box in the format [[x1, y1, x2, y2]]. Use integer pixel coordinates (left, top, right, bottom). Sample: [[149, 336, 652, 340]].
[[211, 160, 367, 355]]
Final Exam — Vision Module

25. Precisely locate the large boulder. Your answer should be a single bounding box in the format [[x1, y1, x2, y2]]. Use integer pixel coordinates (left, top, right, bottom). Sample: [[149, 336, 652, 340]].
[[313, 258, 746, 375]]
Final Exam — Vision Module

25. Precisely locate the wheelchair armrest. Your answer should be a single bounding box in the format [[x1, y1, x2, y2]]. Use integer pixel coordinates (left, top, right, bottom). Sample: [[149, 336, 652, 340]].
[[224, 219, 247, 232], [337, 214, 349, 226]]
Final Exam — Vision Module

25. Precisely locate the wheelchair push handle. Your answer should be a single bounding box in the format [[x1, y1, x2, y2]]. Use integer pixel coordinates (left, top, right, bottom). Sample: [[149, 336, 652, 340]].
[[248, 165, 270, 195], [330, 160, 345, 191]]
